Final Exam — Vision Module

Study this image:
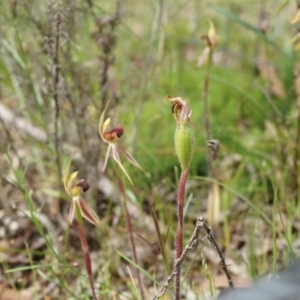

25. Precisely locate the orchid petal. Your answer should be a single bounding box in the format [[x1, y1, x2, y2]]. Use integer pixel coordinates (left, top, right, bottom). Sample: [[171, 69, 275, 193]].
[[103, 118, 111, 133], [99, 100, 111, 143], [102, 144, 112, 173], [196, 46, 210, 68], [63, 158, 79, 196], [78, 198, 107, 235], [112, 145, 133, 185], [63, 159, 72, 193], [68, 171, 79, 186], [118, 146, 144, 171], [68, 199, 76, 226]]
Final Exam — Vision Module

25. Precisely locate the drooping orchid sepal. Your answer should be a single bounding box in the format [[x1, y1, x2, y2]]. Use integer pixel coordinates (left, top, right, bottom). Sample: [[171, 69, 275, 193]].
[[99, 100, 144, 185]]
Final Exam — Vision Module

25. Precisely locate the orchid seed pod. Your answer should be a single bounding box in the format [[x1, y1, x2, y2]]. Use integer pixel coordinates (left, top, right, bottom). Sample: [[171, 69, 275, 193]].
[[167, 96, 195, 170], [175, 122, 195, 170]]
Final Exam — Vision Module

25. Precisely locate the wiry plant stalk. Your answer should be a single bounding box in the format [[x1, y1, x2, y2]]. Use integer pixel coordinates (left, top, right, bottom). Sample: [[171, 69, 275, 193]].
[[175, 168, 189, 299], [76, 222, 98, 300], [292, 65, 300, 203], [50, 1, 62, 183], [115, 173, 144, 299], [86, 0, 120, 107], [152, 217, 233, 299], [200, 23, 220, 228], [167, 96, 195, 300], [149, 202, 170, 274], [293, 105, 300, 202], [203, 49, 213, 172]]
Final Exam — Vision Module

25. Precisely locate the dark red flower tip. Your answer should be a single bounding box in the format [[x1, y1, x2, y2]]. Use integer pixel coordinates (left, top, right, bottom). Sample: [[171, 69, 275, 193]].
[[76, 179, 90, 192], [103, 125, 124, 142], [115, 125, 124, 138]]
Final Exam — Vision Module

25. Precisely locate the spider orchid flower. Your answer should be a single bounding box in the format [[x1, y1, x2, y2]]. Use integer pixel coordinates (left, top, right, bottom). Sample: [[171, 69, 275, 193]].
[[197, 21, 219, 68], [64, 159, 106, 234], [99, 101, 143, 185]]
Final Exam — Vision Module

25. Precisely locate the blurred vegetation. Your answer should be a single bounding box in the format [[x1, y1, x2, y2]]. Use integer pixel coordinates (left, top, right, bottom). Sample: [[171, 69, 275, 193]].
[[0, 0, 300, 299]]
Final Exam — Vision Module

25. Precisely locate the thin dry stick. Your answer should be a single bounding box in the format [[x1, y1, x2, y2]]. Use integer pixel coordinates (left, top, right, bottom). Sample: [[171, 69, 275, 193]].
[[52, 7, 62, 182], [152, 217, 201, 300], [77, 225, 98, 300], [86, 0, 120, 107], [293, 106, 300, 202], [116, 175, 144, 299], [292, 66, 300, 202], [201, 218, 234, 288], [201, 30, 220, 228], [149, 202, 170, 274], [202, 46, 213, 176], [152, 217, 233, 299], [175, 168, 189, 299]]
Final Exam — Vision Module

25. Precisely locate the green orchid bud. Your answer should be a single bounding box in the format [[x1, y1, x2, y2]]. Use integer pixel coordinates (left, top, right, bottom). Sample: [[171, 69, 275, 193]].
[[175, 122, 195, 170], [167, 96, 195, 170]]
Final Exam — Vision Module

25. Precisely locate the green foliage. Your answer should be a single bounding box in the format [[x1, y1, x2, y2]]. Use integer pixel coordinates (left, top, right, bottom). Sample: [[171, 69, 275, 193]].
[[1, 0, 300, 298]]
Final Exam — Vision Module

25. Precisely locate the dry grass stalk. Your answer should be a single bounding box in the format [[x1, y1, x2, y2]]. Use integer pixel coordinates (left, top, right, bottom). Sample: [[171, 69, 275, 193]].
[[152, 217, 233, 299]]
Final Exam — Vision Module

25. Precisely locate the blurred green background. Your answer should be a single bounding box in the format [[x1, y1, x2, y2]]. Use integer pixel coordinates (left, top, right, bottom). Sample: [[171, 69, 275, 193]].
[[1, 0, 300, 299]]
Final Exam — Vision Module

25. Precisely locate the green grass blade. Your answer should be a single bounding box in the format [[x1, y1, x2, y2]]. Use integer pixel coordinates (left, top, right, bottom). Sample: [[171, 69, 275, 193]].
[[115, 249, 160, 286], [209, 4, 284, 54]]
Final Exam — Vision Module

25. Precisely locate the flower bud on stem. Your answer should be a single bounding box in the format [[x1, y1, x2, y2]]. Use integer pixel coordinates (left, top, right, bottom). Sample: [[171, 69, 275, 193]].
[[175, 122, 195, 171], [167, 96, 195, 300]]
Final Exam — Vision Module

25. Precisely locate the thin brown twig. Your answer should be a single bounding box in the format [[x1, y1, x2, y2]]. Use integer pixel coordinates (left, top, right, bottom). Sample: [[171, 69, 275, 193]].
[[292, 62, 300, 203], [51, 4, 62, 183], [149, 202, 170, 274], [175, 168, 189, 299], [152, 217, 233, 299], [77, 224, 98, 300], [201, 34, 221, 229], [202, 49, 213, 177], [201, 218, 234, 288], [293, 108, 300, 202], [116, 175, 144, 299], [86, 0, 120, 107]]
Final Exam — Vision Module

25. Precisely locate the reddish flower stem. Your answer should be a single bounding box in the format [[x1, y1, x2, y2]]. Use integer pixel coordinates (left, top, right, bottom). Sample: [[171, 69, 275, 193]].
[[175, 168, 189, 300], [77, 224, 98, 300], [116, 175, 144, 299]]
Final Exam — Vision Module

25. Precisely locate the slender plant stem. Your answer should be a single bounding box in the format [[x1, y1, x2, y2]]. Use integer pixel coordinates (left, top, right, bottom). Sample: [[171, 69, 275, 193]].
[[272, 187, 278, 275], [52, 9, 62, 183], [201, 219, 234, 288], [175, 168, 189, 300], [149, 202, 170, 274], [75, 204, 98, 300], [291, 3, 300, 202], [203, 47, 221, 228], [153, 217, 233, 300], [293, 105, 300, 202], [116, 175, 144, 299], [203, 50, 213, 176]]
